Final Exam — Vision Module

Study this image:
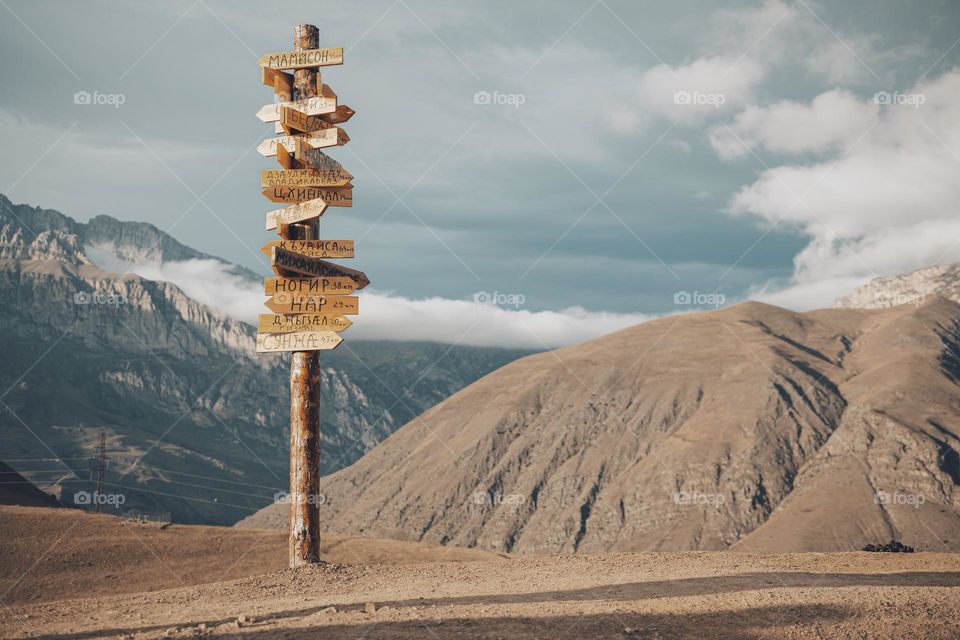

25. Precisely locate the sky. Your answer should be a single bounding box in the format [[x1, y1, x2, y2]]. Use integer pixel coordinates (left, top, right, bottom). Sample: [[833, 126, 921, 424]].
[[2, 0, 959, 347]]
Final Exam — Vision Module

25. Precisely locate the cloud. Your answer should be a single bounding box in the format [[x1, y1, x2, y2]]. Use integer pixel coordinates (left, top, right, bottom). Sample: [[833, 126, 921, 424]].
[[708, 88, 880, 159], [722, 69, 960, 309], [85, 250, 654, 348], [637, 55, 765, 121]]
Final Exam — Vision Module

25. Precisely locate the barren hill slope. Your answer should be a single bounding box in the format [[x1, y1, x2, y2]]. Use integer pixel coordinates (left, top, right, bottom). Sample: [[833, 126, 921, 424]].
[[242, 299, 960, 553]]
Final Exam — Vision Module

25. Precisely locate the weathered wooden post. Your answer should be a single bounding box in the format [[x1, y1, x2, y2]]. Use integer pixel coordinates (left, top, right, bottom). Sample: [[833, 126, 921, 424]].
[[254, 25, 365, 567], [287, 22, 323, 568]]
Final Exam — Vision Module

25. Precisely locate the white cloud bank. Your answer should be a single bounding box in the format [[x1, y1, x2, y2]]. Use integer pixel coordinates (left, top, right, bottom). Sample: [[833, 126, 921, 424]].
[[721, 70, 960, 309], [86, 249, 654, 349]]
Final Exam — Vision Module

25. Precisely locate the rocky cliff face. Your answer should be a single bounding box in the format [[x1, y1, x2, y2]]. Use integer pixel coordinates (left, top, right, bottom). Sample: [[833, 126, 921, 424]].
[[834, 264, 960, 309], [0, 195, 532, 525], [241, 299, 960, 553]]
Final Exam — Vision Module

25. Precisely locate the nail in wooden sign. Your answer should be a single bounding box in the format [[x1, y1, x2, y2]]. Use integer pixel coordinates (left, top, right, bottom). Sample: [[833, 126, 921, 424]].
[[265, 293, 359, 314], [261, 239, 354, 259], [258, 313, 353, 334], [257, 48, 344, 70], [264, 276, 357, 295], [256, 330, 343, 353]]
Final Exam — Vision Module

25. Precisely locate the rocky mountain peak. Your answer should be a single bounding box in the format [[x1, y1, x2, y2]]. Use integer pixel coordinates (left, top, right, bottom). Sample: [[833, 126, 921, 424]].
[[833, 263, 960, 309]]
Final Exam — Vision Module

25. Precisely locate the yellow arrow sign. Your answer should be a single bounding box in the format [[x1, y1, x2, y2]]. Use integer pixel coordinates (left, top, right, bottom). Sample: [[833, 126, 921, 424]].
[[265, 293, 359, 315], [256, 331, 343, 353], [257, 97, 337, 122], [258, 313, 353, 334], [265, 199, 328, 230], [257, 48, 343, 70], [260, 169, 353, 188], [261, 240, 354, 259], [270, 247, 369, 288], [257, 128, 349, 157], [262, 185, 352, 206], [264, 276, 357, 295]]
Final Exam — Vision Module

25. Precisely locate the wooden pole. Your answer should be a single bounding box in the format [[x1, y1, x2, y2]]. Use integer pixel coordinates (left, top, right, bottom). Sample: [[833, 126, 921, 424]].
[[287, 23, 322, 567]]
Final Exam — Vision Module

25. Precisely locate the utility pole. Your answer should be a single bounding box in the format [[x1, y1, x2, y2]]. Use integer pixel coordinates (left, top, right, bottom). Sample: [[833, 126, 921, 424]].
[[95, 430, 106, 512]]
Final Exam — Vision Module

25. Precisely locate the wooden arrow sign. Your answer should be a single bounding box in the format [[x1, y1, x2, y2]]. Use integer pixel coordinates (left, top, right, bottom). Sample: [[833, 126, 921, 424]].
[[261, 240, 354, 259], [292, 143, 350, 176], [258, 313, 353, 334], [261, 169, 353, 188], [257, 128, 348, 157], [262, 185, 352, 207], [271, 246, 369, 288], [319, 105, 355, 125], [265, 293, 359, 315], [262, 68, 295, 100], [257, 96, 337, 122], [256, 331, 343, 353], [265, 199, 328, 230], [281, 106, 333, 133], [264, 276, 357, 295], [257, 48, 343, 70]]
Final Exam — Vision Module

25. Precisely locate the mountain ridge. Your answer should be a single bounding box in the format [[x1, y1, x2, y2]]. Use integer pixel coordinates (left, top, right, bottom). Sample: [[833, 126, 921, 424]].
[[0, 195, 534, 525], [241, 297, 960, 552]]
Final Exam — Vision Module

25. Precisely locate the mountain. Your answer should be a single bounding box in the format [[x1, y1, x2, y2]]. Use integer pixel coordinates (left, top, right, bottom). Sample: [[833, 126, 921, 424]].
[[0, 195, 533, 525], [241, 297, 960, 552], [0, 460, 59, 507], [834, 263, 960, 309]]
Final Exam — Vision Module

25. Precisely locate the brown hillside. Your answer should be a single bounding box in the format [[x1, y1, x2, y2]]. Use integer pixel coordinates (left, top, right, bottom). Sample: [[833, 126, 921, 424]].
[[241, 299, 960, 553]]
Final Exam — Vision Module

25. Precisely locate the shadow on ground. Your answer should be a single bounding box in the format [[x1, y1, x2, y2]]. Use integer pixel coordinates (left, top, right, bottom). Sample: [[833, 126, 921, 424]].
[[21, 571, 960, 640]]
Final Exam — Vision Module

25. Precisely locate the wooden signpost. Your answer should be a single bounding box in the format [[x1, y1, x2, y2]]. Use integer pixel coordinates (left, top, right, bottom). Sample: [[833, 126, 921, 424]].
[[261, 240, 354, 259], [262, 185, 353, 206], [264, 276, 358, 295], [265, 293, 359, 315], [261, 169, 353, 188], [265, 199, 328, 230], [256, 128, 348, 157], [258, 314, 353, 333], [255, 25, 367, 568], [256, 331, 343, 353]]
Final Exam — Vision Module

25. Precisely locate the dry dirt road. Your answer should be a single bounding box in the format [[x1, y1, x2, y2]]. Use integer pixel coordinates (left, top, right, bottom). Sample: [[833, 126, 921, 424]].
[[2, 507, 960, 639]]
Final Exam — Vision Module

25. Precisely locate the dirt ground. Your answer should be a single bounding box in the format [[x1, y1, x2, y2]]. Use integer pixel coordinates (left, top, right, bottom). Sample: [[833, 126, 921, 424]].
[[0, 506, 502, 605], [2, 506, 960, 639]]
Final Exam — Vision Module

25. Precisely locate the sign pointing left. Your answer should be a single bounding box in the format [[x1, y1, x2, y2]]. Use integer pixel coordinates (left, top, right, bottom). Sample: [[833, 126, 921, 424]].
[[257, 128, 349, 156], [257, 97, 337, 122], [256, 331, 342, 353]]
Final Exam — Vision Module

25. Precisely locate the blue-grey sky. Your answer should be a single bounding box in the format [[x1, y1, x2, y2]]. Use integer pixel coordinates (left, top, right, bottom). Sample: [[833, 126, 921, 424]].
[[2, 0, 959, 346]]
